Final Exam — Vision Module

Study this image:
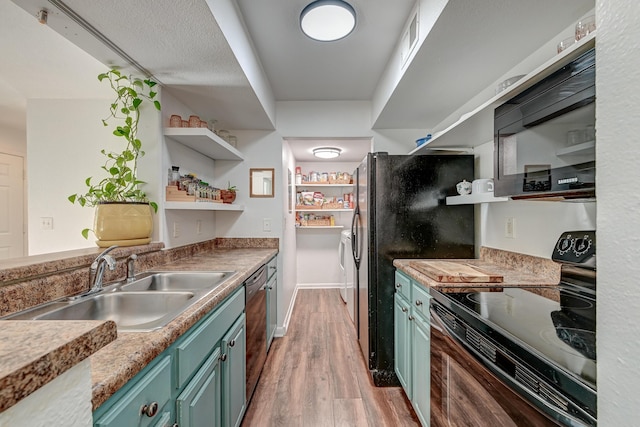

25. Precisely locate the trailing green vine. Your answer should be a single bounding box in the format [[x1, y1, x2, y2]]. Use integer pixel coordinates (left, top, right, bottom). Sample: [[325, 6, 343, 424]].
[[69, 69, 161, 214]]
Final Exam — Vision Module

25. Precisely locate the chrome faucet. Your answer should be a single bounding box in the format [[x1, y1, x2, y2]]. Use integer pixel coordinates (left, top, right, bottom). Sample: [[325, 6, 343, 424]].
[[126, 253, 138, 282], [88, 245, 118, 293]]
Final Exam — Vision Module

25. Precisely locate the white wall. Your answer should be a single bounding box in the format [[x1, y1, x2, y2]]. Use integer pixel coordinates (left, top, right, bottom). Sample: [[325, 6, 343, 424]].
[[0, 360, 92, 427], [214, 130, 283, 238], [0, 126, 26, 158], [276, 101, 373, 138], [27, 99, 108, 254], [280, 141, 298, 333], [27, 94, 163, 255], [596, 0, 640, 423]]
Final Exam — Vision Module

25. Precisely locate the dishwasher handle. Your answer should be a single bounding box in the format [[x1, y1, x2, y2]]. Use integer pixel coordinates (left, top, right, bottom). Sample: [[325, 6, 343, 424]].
[[245, 265, 267, 302]]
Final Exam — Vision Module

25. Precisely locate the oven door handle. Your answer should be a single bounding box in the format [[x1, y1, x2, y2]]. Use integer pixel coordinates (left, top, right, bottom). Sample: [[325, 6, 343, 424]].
[[429, 306, 445, 334]]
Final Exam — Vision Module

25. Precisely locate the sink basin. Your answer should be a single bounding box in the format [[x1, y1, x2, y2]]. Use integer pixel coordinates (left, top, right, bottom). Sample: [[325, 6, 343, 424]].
[[121, 271, 236, 292], [1, 270, 237, 332], [34, 292, 195, 331]]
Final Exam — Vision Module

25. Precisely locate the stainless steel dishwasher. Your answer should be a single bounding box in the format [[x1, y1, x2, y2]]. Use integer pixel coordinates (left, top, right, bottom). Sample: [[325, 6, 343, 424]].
[[245, 265, 267, 403]]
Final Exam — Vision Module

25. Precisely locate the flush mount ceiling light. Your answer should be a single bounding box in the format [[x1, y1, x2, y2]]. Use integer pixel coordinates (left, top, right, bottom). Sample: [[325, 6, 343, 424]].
[[313, 147, 342, 159], [300, 0, 356, 42]]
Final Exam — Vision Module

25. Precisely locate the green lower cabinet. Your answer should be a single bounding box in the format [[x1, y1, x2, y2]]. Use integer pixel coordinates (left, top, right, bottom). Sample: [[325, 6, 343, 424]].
[[177, 347, 223, 426], [266, 274, 277, 352], [394, 270, 431, 427], [222, 313, 247, 427], [94, 355, 173, 427], [412, 312, 431, 426], [151, 411, 174, 427], [93, 285, 248, 427], [394, 293, 412, 398], [266, 255, 278, 353]]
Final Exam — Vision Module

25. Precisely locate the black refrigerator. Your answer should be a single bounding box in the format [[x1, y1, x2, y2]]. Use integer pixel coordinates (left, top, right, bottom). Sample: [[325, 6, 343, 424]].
[[350, 152, 475, 386]]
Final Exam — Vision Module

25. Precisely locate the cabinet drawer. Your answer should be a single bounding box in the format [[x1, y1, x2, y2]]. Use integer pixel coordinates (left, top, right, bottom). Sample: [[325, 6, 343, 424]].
[[95, 355, 172, 427], [266, 256, 277, 280], [176, 287, 244, 389], [412, 281, 431, 321], [394, 271, 411, 301]]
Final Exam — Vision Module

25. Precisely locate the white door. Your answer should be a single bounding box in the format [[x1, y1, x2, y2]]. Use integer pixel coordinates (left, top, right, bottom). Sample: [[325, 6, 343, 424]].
[[0, 153, 25, 259]]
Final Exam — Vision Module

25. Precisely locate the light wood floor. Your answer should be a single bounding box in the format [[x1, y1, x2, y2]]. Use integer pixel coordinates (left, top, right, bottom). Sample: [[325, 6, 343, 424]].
[[242, 289, 420, 427]]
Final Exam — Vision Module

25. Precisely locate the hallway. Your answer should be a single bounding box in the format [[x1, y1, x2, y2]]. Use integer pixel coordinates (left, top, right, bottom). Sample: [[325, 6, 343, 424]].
[[242, 289, 419, 426]]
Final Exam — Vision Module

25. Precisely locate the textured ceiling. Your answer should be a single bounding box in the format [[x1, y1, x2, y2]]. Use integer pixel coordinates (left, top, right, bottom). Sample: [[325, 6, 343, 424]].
[[3, 0, 594, 137], [236, 0, 415, 102]]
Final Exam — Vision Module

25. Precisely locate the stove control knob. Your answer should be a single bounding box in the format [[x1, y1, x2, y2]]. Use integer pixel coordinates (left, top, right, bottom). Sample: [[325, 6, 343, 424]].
[[573, 236, 592, 256], [556, 236, 574, 255]]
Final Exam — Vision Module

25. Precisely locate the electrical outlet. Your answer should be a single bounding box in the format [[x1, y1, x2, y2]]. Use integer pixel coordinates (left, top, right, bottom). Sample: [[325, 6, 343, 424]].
[[173, 222, 180, 238], [505, 217, 516, 239], [196, 220, 202, 235], [40, 217, 53, 230], [263, 218, 272, 232]]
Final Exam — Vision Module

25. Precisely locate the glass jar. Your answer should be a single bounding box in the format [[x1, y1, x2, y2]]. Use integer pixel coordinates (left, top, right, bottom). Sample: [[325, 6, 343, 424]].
[[189, 115, 201, 128], [169, 115, 182, 127]]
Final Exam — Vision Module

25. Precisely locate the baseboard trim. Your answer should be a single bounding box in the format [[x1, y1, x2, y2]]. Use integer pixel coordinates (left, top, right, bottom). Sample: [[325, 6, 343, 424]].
[[296, 282, 343, 289]]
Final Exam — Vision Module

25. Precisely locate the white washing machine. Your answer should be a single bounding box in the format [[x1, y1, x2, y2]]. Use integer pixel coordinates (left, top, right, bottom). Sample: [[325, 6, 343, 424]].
[[338, 230, 356, 324]]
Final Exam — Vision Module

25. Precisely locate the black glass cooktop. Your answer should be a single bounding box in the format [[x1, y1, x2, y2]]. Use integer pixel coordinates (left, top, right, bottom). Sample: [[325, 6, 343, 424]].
[[440, 287, 596, 388]]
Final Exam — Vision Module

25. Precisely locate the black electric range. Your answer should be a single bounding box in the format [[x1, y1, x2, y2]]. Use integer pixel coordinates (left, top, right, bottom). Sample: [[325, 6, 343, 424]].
[[430, 231, 596, 426]]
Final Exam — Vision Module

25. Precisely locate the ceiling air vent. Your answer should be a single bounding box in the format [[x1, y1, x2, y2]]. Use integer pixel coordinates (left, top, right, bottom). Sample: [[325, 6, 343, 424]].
[[400, 5, 419, 67]]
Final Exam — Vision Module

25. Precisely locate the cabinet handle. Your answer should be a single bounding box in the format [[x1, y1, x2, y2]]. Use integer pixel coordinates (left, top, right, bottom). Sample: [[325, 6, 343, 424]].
[[408, 315, 414, 321], [141, 401, 159, 417], [229, 339, 236, 347], [395, 283, 402, 288], [221, 353, 227, 362], [172, 424, 179, 427], [415, 300, 423, 306], [401, 307, 408, 313]]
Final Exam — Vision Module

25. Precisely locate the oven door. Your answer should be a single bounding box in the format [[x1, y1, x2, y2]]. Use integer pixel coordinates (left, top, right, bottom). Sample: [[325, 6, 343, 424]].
[[430, 306, 561, 427]]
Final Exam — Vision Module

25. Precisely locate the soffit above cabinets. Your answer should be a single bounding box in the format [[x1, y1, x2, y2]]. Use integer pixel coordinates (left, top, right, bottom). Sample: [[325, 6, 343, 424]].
[[5, 0, 593, 133]]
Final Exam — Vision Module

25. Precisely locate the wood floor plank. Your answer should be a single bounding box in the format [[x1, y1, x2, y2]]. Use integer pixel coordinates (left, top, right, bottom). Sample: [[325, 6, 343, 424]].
[[242, 289, 420, 427], [332, 398, 369, 427]]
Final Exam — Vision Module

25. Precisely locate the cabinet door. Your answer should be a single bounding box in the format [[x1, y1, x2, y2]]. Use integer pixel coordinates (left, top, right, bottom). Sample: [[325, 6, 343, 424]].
[[222, 314, 247, 427], [266, 274, 277, 352], [412, 313, 431, 427], [394, 293, 412, 399], [150, 411, 173, 427], [94, 355, 172, 427], [176, 347, 222, 427]]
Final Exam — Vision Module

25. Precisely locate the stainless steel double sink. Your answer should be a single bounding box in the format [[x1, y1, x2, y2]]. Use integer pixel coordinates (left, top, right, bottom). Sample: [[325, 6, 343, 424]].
[[3, 271, 236, 332]]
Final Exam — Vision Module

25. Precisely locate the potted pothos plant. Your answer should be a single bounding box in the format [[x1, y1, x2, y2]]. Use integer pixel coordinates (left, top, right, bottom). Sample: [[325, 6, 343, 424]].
[[68, 69, 161, 246]]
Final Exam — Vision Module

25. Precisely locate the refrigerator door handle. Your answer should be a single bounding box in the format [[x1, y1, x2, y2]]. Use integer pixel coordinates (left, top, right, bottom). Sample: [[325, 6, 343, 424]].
[[351, 207, 361, 269]]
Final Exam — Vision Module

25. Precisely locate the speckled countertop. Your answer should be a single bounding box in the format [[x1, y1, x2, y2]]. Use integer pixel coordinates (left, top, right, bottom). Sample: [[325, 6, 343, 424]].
[[393, 247, 562, 300], [0, 320, 117, 412], [0, 241, 277, 413], [89, 247, 277, 410]]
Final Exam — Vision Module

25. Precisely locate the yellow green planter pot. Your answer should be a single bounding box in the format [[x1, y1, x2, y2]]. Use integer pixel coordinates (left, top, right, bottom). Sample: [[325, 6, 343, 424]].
[[94, 202, 153, 247]]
